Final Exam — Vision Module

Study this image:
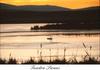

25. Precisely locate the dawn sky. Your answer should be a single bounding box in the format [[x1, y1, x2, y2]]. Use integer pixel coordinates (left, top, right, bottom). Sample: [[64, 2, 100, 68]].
[[0, 0, 99, 9]]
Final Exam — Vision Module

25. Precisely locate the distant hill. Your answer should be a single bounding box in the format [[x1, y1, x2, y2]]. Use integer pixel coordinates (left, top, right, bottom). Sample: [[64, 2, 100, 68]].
[[0, 3, 70, 11], [0, 3, 16, 10], [74, 6, 100, 11], [0, 3, 99, 23]]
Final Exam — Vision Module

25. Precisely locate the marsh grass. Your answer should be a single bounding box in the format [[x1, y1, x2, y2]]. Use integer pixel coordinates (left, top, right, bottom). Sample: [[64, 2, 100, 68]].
[[7, 58, 17, 64], [0, 58, 6, 64], [0, 58, 17, 64], [0, 56, 99, 64], [0, 43, 100, 64]]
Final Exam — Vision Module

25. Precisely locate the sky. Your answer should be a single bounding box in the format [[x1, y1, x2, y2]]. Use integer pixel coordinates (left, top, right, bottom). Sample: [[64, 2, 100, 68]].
[[0, 0, 99, 9]]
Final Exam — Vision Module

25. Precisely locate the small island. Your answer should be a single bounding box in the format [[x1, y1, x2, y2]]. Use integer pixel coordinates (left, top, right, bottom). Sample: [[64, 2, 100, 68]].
[[31, 22, 100, 30]]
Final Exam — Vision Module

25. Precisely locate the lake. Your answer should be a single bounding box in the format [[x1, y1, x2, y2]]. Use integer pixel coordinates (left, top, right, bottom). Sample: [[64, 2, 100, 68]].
[[0, 24, 100, 63]]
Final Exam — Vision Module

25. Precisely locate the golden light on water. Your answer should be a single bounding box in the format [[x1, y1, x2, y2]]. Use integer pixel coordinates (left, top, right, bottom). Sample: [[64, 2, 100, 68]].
[[1, 33, 99, 62], [0, 24, 100, 63], [0, 0, 99, 9]]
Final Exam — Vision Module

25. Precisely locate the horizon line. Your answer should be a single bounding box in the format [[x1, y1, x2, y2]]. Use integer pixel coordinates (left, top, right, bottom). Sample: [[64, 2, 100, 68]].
[[0, 2, 100, 9]]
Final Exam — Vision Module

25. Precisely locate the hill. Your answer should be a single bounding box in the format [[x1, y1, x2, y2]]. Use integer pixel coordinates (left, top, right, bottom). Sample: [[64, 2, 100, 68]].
[[0, 3, 70, 11], [0, 3, 99, 24]]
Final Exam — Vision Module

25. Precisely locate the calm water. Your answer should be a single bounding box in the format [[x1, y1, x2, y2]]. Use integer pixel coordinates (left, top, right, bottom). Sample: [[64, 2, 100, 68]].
[[0, 24, 100, 63]]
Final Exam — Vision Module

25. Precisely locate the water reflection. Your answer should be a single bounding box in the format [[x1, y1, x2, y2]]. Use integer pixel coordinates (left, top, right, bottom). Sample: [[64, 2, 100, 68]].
[[0, 34, 99, 62], [0, 24, 100, 63]]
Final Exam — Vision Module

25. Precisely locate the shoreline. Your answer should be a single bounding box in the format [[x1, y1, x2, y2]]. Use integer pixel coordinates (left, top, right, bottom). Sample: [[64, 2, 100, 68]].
[[0, 29, 100, 33]]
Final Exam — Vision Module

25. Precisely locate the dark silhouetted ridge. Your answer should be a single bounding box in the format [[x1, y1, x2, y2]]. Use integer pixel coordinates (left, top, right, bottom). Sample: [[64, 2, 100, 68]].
[[0, 3, 99, 24], [0, 3, 70, 11]]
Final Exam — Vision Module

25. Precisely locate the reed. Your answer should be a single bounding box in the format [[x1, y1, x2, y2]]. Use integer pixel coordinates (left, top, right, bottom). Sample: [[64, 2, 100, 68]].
[[0, 43, 100, 64], [22, 57, 36, 64], [0, 58, 6, 64], [79, 56, 99, 64], [0, 56, 99, 64], [7, 58, 17, 64]]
